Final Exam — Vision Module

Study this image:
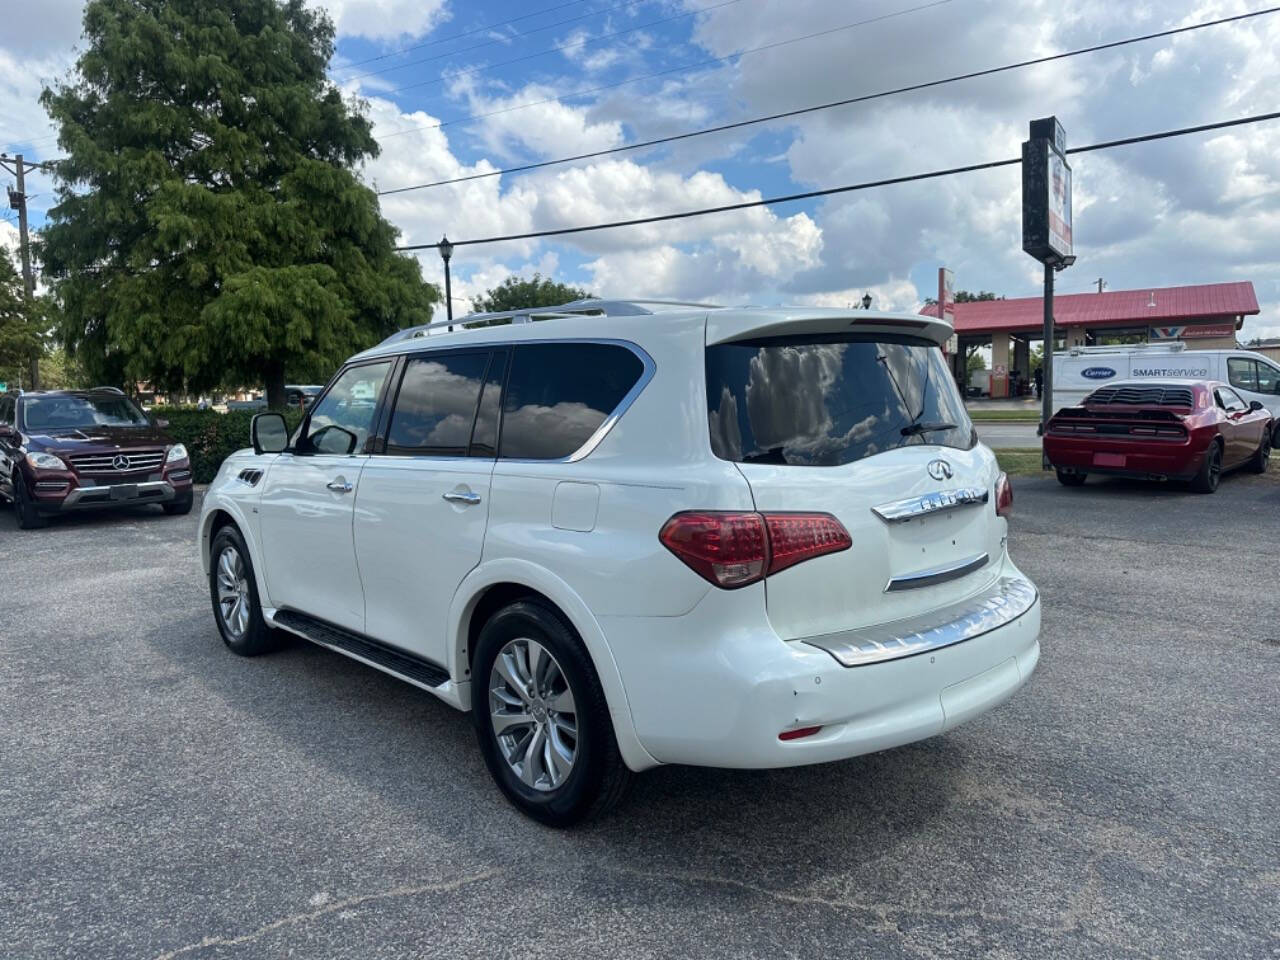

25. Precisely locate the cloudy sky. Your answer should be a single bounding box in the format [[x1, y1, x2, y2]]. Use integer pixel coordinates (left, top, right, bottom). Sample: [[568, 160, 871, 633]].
[[2, 0, 1278, 338]]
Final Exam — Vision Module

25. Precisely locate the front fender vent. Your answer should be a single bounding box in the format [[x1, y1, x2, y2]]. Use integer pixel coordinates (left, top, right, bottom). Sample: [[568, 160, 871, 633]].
[[237, 468, 264, 486]]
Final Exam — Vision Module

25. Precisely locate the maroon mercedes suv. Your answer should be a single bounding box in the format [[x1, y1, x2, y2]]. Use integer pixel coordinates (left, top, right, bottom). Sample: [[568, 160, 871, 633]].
[[0, 388, 193, 529]]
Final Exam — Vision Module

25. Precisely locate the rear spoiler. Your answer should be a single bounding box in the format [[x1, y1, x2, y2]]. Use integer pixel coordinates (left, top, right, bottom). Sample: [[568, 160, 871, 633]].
[[706, 309, 953, 347]]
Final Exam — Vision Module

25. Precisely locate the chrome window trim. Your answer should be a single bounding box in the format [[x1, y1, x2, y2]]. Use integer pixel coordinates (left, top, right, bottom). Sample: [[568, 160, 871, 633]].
[[802, 574, 1038, 668], [871, 486, 989, 523], [885, 552, 990, 593], [387, 337, 656, 465]]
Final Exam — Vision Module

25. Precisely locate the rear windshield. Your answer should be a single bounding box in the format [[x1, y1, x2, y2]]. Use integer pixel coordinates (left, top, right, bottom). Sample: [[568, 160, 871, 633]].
[[705, 335, 973, 466]]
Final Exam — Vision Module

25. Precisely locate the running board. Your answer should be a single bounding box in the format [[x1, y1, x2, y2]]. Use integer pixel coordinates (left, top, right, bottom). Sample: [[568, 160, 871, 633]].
[[273, 610, 450, 689]]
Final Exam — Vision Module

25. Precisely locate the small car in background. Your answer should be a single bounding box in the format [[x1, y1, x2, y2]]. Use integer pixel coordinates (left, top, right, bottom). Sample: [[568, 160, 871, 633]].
[[1044, 378, 1271, 493], [0, 387, 193, 529]]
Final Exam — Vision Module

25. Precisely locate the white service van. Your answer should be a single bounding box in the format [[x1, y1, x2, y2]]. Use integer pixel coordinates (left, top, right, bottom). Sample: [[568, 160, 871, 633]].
[[1054, 343, 1280, 440]]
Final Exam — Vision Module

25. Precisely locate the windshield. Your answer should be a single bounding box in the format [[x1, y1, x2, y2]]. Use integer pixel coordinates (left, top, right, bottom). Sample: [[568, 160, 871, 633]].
[[21, 394, 150, 431], [705, 334, 973, 466]]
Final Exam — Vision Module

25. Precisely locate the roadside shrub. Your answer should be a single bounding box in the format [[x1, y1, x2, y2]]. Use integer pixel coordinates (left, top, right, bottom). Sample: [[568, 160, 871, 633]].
[[158, 408, 303, 483]]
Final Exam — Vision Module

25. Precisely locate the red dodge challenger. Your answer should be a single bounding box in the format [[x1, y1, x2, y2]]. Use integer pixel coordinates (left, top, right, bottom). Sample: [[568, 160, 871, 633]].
[[1044, 379, 1272, 494]]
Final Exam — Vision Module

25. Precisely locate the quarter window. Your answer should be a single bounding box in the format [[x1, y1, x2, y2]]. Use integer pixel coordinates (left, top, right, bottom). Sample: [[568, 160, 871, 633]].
[[470, 350, 508, 458], [301, 362, 391, 455], [386, 352, 490, 457], [499, 343, 645, 460]]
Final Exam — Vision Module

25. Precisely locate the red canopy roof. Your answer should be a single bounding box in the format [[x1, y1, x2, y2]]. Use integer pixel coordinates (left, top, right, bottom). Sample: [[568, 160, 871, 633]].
[[921, 281, 1258, 333]]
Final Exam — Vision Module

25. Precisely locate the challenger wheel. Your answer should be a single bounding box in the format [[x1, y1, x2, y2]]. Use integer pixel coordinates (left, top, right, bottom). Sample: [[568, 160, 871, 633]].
[[1249, 431, 1271, 474], [1055, 469, 1086, 487], [472, 600, 631, 827], [1192, 442, 1222, 494]]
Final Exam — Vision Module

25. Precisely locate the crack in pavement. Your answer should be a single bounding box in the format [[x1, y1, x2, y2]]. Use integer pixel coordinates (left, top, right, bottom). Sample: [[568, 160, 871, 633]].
[[149, 869, 499, 960]]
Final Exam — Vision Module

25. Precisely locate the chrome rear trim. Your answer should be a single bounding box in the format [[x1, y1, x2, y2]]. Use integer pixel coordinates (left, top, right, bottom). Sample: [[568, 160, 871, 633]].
[[802, 575, 1038, 667], [872, 487, 989, 523], [885, 553, 989, 592]]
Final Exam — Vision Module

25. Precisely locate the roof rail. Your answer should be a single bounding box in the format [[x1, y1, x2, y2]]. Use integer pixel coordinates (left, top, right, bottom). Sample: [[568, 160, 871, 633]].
[[92, 385, 126, 394], [1060, 342, 1187, 356], [379, 297, 725, 346]]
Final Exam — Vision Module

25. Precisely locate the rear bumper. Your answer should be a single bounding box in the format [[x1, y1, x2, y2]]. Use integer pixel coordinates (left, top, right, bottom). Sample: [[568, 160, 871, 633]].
[[599, 555, 1040, 769], [1044, 434, 1207, 480]]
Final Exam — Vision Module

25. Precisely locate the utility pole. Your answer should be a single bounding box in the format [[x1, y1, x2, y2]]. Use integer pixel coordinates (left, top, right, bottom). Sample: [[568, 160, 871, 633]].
[[1095, 278, 1106, 294], [2, 152, 41, 389]]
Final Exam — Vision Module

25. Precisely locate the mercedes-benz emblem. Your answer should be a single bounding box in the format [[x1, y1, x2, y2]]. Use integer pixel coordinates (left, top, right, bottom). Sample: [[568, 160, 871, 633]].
[[927, 459, 953, 481], [112, 454, 130, 471]]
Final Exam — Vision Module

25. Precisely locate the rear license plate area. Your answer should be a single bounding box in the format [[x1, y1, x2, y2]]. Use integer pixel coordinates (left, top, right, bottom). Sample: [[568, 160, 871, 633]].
[[1093, 452, 1126, 468]]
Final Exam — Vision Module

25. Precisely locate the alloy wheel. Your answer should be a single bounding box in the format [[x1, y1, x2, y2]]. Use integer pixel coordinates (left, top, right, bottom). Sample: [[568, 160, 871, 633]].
[[489, 638, 578, 792], [216, 545, 251, 639], [1209, 447, 1222, 487]]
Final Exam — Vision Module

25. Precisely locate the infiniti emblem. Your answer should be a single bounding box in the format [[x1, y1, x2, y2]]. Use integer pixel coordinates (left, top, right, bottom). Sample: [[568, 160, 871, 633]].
[[113, 454, 130, 471], [927, 459, 953, 481]]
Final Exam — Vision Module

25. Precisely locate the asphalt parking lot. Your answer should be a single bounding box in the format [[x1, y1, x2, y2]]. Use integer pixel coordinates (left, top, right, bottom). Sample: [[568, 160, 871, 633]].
[[2, 471, 1278, 960]]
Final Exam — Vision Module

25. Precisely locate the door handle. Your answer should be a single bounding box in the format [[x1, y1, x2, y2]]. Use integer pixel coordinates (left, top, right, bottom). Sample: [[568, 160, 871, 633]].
[[442, 490, 482, 505], [326, 478, 353, 494]]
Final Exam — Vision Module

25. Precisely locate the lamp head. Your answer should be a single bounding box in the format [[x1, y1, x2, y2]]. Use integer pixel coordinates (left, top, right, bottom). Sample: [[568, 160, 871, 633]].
[[438, 236, 454, 263]]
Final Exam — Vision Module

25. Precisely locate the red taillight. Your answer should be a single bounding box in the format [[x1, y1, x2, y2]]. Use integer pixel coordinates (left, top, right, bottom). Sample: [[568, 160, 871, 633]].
[[659, 511, 851, 589], [995, 472, 1013, 517], [658, 512, 768, 589], [764, 513, 853, 576]]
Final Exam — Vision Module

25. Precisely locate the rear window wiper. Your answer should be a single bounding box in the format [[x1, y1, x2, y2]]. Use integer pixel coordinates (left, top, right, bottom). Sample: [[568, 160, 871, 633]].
[[900, 421, 957, 437]]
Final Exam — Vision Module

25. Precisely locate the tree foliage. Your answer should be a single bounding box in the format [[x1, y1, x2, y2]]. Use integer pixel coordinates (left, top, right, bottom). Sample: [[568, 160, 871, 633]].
[[0, 246, 41, 387], [474, 274, 594, 314], [38, 0, 438, 408]]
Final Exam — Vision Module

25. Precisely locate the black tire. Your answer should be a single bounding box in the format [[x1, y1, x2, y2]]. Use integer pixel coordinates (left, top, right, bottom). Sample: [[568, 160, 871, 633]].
[[472, 600, 632, 827], [208, 525, 284, 656], [1055, 469, 1086, 487], [1249, 430, 1271, 474], [12, 476, 48, 529], [1191, 441, 1222, 494], [163, 490, 194, 515]]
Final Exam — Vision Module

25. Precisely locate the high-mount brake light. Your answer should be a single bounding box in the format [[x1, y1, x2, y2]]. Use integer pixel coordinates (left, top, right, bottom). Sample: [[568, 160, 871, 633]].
[[995, 472, 1013, 517], [658, 511, 851, 589]]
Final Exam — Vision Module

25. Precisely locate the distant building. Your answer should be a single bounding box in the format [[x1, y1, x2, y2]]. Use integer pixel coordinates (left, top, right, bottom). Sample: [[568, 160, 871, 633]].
[[922, 281, 1260, 398]]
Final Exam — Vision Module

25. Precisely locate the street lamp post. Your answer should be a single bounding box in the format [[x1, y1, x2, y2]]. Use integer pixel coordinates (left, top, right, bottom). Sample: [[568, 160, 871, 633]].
[[861, 292, 873, 310], [438, 235, 454, 331]]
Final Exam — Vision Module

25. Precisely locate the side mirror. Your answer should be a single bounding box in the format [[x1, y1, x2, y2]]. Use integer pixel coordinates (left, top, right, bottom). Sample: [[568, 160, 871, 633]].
[[1249, 400, 1265, 412], [251, 412, 289, 455]]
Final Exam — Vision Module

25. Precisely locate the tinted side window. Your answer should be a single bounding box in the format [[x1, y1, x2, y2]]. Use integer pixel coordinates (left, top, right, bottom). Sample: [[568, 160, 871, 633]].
[[500, 343, 644, 460], [302, 361, 391, 455], [386, 352, 489, 456], [1257, 361, 1280, 395], [470, 350, 508, 458], [1227, 357, 1259, 393]]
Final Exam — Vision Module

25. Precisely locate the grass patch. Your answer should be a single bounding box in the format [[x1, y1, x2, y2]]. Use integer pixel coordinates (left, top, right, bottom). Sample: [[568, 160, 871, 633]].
[[992, 448, 1045, 476], [967, 409, 1042, 422]]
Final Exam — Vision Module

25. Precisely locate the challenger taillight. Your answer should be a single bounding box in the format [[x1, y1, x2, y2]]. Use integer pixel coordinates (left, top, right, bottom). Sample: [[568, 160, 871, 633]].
[[995, 472, 1013, 517], [659, 511, 851, 589]]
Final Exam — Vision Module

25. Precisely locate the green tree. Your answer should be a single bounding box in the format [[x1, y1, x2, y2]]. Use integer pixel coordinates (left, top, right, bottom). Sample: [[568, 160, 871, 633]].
[[474, 274, 593, 313], [925, 289, 1004, 306], [0, 246, 41, 388], [38, 0, 437, 409]]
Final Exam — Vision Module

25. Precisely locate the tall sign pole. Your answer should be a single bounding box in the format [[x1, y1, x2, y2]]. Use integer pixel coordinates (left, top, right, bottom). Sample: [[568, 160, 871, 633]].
[[1021, 117, 1074, 438], [4, 154, 40, 389]]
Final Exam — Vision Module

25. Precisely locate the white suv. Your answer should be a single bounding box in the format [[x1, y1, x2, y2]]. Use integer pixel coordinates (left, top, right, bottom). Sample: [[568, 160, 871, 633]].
[[199, 300, 1041, 825]]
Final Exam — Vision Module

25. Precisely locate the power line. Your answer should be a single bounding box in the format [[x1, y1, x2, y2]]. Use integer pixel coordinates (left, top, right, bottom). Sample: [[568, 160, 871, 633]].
[[375, 0, 751, 95], [377, 4, 1280, 194], [375, 0, 954, 141], [335, 0, 593, 73], [338, 0, 657, 81], [394, 111, 1280, 252]]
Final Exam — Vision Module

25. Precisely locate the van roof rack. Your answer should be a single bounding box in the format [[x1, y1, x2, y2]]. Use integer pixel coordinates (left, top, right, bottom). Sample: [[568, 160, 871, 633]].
[[1060, 342, 1187, 357], [379, 298, 725, 346]]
